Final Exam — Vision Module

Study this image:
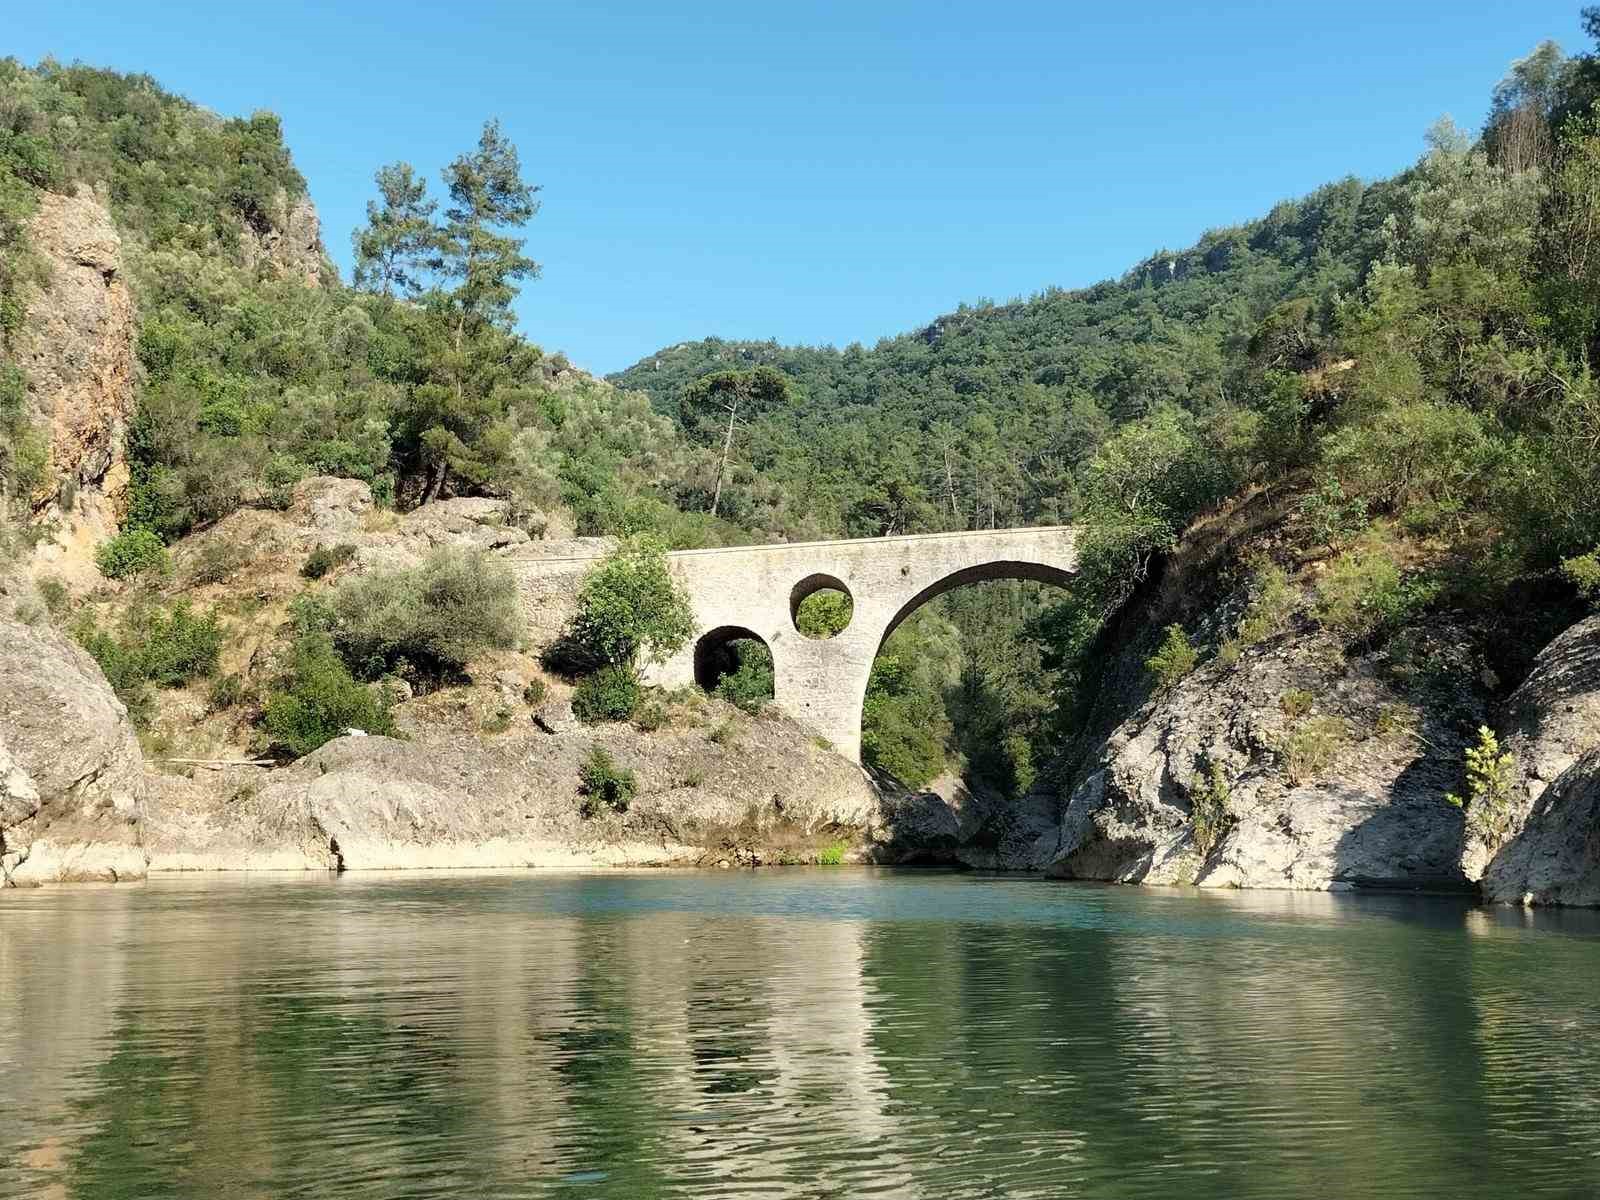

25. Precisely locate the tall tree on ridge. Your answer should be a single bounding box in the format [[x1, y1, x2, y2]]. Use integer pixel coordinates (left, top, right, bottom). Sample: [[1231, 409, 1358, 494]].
[[352, 162, 439, 298], [679, 367, 791, 517]]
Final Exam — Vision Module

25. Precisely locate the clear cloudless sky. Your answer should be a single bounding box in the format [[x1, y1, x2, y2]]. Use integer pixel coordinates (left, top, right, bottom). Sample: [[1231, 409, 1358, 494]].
[[8, 2, 1588, 373]]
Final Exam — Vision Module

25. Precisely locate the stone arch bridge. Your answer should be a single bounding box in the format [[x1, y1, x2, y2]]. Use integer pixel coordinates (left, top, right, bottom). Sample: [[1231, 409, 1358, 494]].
[[512, 526, 1080, 761]]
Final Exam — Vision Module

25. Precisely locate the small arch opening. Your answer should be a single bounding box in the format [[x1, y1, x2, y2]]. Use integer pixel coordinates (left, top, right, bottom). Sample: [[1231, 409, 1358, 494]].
[[694, 625, 775, 711], [790, 573, 853, 639]]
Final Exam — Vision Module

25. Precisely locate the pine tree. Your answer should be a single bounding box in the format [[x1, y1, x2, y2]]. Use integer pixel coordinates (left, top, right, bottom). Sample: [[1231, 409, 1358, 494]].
[[352, 163, 438, 298]]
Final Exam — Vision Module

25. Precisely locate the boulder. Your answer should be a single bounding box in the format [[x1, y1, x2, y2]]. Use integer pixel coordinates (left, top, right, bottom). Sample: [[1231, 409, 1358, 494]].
[[533, 697, 580, 735], [398, 498, 532, 552], [1045, 622, 1482, 891], [1466, 615, 1600, 878], [288, 476, 374, 534], [1482, 750, 1600, 906], [0, 616, 147, 884]]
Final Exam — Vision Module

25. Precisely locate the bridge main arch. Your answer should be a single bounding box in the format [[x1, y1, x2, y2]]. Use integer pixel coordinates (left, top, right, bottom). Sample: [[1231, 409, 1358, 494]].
[[645, 527, 1080, 762]]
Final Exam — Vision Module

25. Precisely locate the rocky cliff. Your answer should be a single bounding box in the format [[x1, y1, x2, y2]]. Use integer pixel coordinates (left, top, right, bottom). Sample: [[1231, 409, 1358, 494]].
[[0, 581, 146, 884], [14, 190, 137, 583], [1480, 616, 1600, 905], [1037, 616, 1484, 890]]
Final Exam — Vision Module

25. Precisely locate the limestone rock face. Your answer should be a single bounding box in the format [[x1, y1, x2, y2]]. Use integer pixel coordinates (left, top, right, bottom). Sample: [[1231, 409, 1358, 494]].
[[1482, 750, 1600, 906], [398, 498, 533, 553], [1474, 614, 1600, 904], [288, 476, 374, 534], [147, 706, 881, 873], [239, 192, 328, 287], [1044, 623, 1483, 892], [1465, 615, 1600, 879], [15, 190, 137, 583], [0, 616, 147, 884]]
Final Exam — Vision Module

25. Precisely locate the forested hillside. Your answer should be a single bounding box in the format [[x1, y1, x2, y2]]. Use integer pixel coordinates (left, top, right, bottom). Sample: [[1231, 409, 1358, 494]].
[[613, 18, 1600, 789], [0, 59, 736, 554], [6, 15, 1600, 800]]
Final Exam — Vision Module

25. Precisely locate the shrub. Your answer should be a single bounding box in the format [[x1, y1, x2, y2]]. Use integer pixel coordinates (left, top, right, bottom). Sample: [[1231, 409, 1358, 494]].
[[95, 528, 170, 579], [1279, 688, 1314, 719], [815, 843, 846, 866], [1447, 725, 1517, 851], [522, 678, 548, 706], [1280, 715, 1349, 785], [569, 537, 694, 669], [1145, 624, 1198, 691], [137, 603, 225, 687], [707, 718, 739, 746], [262, 631, 396, 757], [301, 542, 356, 580], [188, 538, 251, 586], [1299, 475, 1369, 551], [1561, 548, 1600, 601], [632, 698, 668, 732], [208, 671, 247, 712], [1237, 564, 1296, 645], [572, 664, 640, 724], [713, 639, 774, 713], [76, 602, 224, 721], [578, 745, 636, 817], [481, 706, 514, 734], [1321, 400, 1494, 518], [1188, 759, 1233, 857], [36, 576, 67, 617], [329, 548, 520, 681], [1313, 542, 1438, 642], [1373, 705, 1416, 738]]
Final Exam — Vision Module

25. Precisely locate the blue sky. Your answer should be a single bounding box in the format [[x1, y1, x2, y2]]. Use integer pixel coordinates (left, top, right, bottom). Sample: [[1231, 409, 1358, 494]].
[[9, 2, 1586, 374]]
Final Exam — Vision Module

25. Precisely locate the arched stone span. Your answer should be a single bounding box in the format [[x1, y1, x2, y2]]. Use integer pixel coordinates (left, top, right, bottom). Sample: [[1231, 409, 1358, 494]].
[[693, 625, 770, 693], [662, 527, 1079, 761], [508, 526, 1080, 762]]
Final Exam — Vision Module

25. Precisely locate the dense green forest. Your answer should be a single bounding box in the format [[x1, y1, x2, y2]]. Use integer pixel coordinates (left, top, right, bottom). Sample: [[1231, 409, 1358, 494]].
[[5, 14, 1600, 790]]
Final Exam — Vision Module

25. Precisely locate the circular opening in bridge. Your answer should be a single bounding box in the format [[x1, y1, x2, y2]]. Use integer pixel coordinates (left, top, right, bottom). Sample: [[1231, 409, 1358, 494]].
[[694, 626, 775, 708], [790, 573, 853, 640]]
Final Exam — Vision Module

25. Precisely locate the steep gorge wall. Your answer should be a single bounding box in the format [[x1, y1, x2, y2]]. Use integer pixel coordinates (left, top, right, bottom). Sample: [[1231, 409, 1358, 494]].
[[12, 183, 331, 584], [14, 190, 136, 581]]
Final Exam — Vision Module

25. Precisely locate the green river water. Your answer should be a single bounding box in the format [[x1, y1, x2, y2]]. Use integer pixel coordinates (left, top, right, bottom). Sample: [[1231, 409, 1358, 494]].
[[2, 869, 1599, 1199]]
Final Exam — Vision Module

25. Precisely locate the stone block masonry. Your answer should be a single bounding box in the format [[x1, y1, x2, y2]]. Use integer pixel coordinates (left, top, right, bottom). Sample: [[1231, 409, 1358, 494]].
[[510, 527, 1080, 761]]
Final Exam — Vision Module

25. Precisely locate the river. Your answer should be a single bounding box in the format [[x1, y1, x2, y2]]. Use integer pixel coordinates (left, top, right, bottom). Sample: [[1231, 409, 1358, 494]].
[[2, 870, 1598, 1198]]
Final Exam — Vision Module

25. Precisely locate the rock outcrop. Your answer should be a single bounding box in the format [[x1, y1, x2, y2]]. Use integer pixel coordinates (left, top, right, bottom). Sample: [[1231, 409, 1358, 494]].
[[0, 615, 147, 885], [1043, 621, 1485, 892], [1481, 751, 1600, 906], [287, 475, 374, 534], [1471, 615, 1600, 875], [146, 705, 880, 872], [15, 189, 137, 583], [239, 191, 328, 287], [1478, 614, 1600, 905]]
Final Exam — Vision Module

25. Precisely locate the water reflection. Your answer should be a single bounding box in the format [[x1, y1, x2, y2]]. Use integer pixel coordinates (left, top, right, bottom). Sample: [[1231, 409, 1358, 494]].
[[2, 872, 1599, 1199]]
